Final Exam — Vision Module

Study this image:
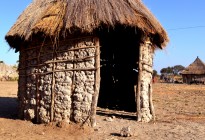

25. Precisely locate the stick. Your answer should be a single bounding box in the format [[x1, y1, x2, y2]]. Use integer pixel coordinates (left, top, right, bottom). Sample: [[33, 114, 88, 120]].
[[90, 38, 100, 127], [19, 55, 97, 70], [45, 55, 95, 64], [50, 45, 57, 122], [136, 45, 142, 121], [149, 83, 155, 121], [36, 44, 43, 123]]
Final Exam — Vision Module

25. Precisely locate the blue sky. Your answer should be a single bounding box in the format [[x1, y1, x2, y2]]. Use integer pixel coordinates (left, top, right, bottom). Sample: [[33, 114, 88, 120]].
[[1, 0, 205, 73], [143, 0, 205, 72], [0, 0, 32, 64]]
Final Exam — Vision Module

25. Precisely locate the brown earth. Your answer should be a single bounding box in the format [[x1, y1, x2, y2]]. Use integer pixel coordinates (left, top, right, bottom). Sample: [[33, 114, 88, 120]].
[[0, 81, 205, 140]]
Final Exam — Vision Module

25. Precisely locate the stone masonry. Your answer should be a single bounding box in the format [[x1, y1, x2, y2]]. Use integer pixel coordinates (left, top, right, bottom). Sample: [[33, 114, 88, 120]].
[[18, 37, 97, 125], [139, 40, 154, 122]]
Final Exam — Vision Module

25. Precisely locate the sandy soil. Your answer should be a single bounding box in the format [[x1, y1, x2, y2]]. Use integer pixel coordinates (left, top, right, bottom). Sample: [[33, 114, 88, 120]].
[[0, 81, 205, 140]]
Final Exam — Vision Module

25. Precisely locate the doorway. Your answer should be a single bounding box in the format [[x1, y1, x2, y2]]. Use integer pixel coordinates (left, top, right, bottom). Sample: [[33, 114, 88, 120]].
[[97, 26, 141, 112]]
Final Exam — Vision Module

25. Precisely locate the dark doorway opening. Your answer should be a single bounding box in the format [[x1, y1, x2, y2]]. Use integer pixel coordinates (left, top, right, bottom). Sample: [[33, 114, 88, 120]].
[[97, 26, 141, 112]]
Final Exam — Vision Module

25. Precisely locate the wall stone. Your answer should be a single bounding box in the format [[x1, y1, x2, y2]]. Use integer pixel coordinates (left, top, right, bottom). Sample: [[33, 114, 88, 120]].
[[18, 37, 97, 125], [140, 40, 154, 122]]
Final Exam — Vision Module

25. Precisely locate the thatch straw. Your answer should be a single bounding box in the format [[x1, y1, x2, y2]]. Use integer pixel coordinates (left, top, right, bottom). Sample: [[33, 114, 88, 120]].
[[181, 57, 205, 75], [5, 0, 169, 50]]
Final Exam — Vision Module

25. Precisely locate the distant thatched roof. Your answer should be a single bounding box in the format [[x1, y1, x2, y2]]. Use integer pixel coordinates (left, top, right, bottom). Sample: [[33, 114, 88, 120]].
[[181, 57, 205, 75], [5, 0, 169, 50]]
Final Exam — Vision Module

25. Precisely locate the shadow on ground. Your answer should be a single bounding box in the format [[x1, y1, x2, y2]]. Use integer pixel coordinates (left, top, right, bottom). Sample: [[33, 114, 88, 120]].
[[0, 97, 138, 121], [0, 97, 18, 119], [97, 108, 136, 120]]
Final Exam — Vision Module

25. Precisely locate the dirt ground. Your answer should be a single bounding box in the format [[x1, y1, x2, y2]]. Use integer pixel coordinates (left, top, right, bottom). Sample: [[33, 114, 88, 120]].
[[0, 81, 205, 140]]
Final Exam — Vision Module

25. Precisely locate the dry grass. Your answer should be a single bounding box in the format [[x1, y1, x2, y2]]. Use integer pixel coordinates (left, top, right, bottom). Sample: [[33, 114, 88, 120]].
[[6, 0, 169, 49]]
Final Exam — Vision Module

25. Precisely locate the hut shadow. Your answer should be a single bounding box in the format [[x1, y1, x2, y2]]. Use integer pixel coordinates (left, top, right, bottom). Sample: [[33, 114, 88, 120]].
[[96, 108, 136, 120], [110, 133, 121, 137], [0, 97, 18, 119]]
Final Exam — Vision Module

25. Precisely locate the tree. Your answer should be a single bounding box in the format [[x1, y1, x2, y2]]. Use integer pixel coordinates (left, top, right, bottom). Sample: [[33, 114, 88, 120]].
[[0, 60, 4, 63], [160, 65, 185, 75], [153, 70, 158, 77], [160, 68, 168, 74], [160, 66, 173, 74], [173, 65, 185, 75]]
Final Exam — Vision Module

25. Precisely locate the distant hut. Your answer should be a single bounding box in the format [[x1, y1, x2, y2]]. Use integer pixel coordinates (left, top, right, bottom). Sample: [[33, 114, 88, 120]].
[[181, 57, 205, 84], [5, 0, 168, 126]]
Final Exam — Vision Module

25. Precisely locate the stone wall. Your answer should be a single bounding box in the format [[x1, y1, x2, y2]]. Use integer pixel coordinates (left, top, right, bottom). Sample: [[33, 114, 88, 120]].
[[18, 36, 155, 124], [139, 39, 154, 122], [18, 37, 98, 125]]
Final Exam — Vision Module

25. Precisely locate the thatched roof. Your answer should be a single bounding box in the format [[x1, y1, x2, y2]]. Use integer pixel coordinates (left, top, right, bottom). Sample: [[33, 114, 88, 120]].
[[5, 0, 169, 50], [181, 57, 205, 75]]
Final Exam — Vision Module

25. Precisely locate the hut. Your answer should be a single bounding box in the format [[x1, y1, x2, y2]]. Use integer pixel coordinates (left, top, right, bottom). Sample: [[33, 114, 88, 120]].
[[181, 57, 205, 84], [5, 0, 169, 126]]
